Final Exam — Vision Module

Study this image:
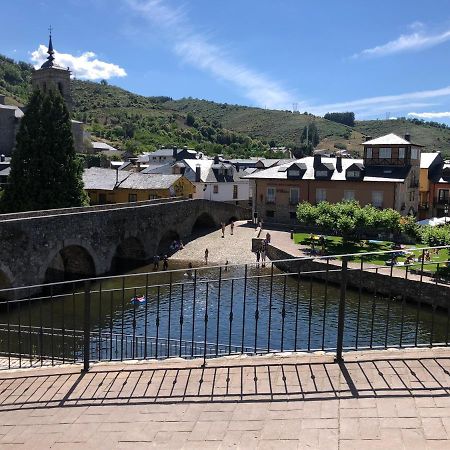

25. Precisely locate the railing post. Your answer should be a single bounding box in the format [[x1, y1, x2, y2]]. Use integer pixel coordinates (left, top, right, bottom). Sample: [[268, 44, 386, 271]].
[[83, 280, 91, 372], [335, 257, 348, 363]]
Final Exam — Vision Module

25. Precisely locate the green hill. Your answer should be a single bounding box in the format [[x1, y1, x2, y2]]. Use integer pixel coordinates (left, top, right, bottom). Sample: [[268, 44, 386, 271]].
[[2, 53, 450, 157]]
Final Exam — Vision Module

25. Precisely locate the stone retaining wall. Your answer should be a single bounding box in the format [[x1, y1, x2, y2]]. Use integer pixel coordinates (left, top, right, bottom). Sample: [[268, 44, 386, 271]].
[[267, 244, 450, 311]]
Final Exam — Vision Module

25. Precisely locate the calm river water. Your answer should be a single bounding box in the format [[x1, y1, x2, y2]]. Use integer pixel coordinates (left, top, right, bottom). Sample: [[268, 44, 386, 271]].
[[1, 260, 448, 362]]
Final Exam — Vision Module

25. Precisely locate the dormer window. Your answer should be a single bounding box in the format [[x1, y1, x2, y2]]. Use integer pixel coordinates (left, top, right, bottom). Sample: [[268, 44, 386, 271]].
[[366, 148, 372, 158], [347, 170, 360, 178], [288, 169, 300, 177], [315, 170, 328, 178], [379, 148, 392, 159], [411, 148, 419, 160]]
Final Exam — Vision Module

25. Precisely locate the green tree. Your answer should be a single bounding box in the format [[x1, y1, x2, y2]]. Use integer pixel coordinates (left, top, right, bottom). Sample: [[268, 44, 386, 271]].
[[1, 89, 88, 212], [185, 112, 196, 127]]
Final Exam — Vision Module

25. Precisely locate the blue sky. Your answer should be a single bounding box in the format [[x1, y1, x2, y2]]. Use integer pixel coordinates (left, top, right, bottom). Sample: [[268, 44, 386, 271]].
[[2, 0, 450, 122]]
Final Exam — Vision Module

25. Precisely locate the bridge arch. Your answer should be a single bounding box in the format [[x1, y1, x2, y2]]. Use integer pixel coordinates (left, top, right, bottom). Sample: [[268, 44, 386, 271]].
[[44, 244, 97, 283], [111, 236, 147, 273], [157, 230, 180, 256], [191, 212, 217, 235], [0, 265, 13, 301]]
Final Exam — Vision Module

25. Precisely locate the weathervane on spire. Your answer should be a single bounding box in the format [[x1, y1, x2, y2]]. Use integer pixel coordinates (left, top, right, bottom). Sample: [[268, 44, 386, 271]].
[[41, 26, 56, 68]]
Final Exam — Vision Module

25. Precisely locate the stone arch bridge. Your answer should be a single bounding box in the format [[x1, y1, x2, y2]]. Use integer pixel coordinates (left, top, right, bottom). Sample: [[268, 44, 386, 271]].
[[0, 198, 249, 291]]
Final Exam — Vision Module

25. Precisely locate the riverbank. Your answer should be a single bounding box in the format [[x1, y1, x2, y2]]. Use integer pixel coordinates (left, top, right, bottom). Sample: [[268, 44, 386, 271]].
[[170, 220, 258, 266]]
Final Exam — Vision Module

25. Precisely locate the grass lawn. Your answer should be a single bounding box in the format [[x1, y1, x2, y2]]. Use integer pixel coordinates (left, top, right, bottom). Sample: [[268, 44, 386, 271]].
[[293, 233, 449, 273]]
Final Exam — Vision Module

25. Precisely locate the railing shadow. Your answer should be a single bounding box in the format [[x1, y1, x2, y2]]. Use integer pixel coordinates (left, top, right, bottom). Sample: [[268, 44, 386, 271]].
[[0, 355, 449, 412]]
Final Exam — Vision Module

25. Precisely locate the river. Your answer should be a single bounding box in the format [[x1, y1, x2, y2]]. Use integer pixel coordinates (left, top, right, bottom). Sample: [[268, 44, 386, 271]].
[[1, 259, 448, 363]]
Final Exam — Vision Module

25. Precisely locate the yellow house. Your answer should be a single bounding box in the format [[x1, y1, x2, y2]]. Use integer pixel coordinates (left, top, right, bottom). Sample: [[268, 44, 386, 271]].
[[83, 167, 195, 205], [418, 152, 444, 219]]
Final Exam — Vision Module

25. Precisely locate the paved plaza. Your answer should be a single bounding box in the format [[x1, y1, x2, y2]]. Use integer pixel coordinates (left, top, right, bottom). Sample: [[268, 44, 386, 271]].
[[172, 220, 259, 265], [1, 348, 450, 448]]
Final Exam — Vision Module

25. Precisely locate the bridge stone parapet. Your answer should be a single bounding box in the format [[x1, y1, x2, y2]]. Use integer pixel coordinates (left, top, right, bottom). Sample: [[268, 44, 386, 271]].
[[0, 199, 250, 291], [0, 197, 185, 221]]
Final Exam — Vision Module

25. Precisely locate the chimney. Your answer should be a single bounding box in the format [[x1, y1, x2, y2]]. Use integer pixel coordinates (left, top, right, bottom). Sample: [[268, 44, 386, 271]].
[[313, 154, 321, 168], [0, 154, 5, 162], [195, 164, 201, 182], [336, 155, 342, 172], [364, 135, 372, 142], [404, 133, 411, 142], [213, 155, 220, 164], [0, 95, 5, 105], [172, 147, 178, 159]]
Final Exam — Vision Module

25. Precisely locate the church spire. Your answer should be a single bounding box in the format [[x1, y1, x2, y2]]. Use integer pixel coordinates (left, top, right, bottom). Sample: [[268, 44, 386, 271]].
[[41, 26, 56, 68]]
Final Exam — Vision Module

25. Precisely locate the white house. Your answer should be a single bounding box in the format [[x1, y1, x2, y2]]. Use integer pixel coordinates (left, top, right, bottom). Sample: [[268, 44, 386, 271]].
[[176, 157, 250, 205]]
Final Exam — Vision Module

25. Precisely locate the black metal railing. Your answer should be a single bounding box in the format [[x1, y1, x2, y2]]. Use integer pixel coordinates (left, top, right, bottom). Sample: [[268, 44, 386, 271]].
[[0, 245, 449, 371]]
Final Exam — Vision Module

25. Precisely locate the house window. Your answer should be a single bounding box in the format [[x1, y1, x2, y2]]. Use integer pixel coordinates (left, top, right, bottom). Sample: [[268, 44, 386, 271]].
[[267, 187, 276, 203], [409, 191, 415, 202], [233, 185, 238, 199], [315, 170, 328, 178], [379, 147, 392, 159], [372, 191, 383, 208], [343, 190, 355, 201], [366, 148, 372, 158], [398, 147, 405, 159], [128, 193, 137, 202], [149, 194, 158, 200], [288, 169, 300, 177], [411, 148, 419, 160], [316, 188, 327, 203], [213, 185, 219, 194], [266, 210, 275, 218], [438, 189, 449, 203], [289, 187, 300, 205], [347, 170, 360, 178]]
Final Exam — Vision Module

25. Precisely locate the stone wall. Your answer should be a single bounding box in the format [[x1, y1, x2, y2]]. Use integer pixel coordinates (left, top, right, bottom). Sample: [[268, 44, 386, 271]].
[[267, 244, 450, 311], [0, 107, 17, 156]]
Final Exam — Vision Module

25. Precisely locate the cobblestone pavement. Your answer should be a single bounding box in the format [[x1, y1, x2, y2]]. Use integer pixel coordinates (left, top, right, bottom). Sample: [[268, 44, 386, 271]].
[[1, 348, 450, 448], [171, 220, 260, 266]]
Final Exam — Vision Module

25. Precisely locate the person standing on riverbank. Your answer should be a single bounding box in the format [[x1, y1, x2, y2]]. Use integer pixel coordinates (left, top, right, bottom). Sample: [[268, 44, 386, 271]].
[[205, 248, 209, 265], [261, 241, 267, 267], [153, 255, 159, 270], [162, 255, 169, 271]]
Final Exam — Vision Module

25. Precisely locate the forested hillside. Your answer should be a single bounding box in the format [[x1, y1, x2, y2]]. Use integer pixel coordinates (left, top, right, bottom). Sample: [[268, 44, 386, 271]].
[[2, 53, 449, 157]]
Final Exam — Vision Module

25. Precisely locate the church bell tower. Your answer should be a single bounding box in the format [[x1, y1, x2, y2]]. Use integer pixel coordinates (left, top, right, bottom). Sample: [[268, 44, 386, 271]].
[[31, 29, 73, 111]]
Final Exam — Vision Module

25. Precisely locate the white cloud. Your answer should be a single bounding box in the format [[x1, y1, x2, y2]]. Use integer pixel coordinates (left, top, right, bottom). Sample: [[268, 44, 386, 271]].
[[353, 27, 450, 58], [408, 111, 450, 119], [125, 0, 293, 109], [30, 45, 127, 80], [307, 85, 450, 117]]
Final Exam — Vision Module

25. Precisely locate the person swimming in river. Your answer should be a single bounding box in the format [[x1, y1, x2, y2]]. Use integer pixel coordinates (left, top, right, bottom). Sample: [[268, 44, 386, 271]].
[[185, 262, 194, 278]]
